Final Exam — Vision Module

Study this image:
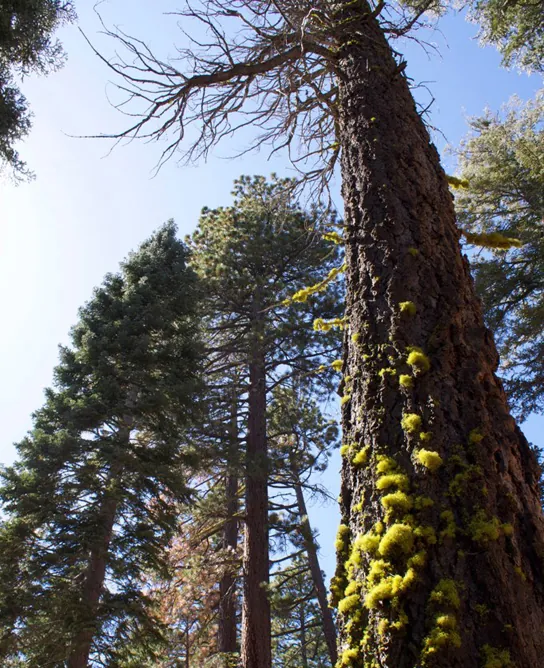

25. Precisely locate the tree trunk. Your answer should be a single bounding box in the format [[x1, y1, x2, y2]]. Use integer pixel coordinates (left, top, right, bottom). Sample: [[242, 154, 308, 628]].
[[241, 296, 272, 668], [218, 397, 240, 660], [293, 480, 338, 666], [67, 460, 122, 668], [300, 602, 309, 668], [331, 2, 544, 666]]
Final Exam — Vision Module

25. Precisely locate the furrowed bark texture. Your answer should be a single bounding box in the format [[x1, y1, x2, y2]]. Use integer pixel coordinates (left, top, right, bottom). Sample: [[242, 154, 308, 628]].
[[241, 298, 272, 668], [294, 480, 338, 666], [332, 2, 544, 666]]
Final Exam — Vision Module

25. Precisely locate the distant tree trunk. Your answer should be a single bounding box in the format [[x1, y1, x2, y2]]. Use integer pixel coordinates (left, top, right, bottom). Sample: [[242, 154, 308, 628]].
[[333, 2, 544, 666], [299, 602, 309, 668], [293, 479, 338, 666], [241, 294, 272, 668], [67, 455, 124, 668], [218, 397, 240, 659]]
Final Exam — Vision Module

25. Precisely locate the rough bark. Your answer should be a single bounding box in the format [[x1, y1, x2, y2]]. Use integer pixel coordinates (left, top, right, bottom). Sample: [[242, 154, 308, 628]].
[[67, 458, 124, 668], [332, 2, 544, 666], [241, 294, 272, 668], [218, 398, 240, 658], [294, 480, 338, 666]]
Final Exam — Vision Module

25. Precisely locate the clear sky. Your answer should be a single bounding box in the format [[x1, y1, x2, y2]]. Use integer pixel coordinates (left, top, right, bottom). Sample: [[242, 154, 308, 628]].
[[1, 1, 542, 581]]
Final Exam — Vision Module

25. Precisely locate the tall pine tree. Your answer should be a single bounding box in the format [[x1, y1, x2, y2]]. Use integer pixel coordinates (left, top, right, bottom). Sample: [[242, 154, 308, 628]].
[[93, 1, 544, 665], [188, 174, 343, 667]]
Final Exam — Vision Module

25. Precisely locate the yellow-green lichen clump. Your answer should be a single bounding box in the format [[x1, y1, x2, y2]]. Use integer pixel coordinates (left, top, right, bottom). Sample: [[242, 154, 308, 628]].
[[407, 347, 431, 374], [401, 413, 422, 434], [399, 300, 417, 316], [416, 449, 444, 472]]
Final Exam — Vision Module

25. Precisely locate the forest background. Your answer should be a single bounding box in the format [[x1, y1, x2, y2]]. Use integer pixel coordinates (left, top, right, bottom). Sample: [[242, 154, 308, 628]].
[[1, 0, 542, 584]]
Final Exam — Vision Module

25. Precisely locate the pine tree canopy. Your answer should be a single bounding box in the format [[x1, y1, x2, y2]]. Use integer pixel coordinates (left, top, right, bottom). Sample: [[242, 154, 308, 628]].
[[0, 221, 203, 666], [465, 0, 544, 73], [0, 0, 74, 176], [454, 91, 544, 419]]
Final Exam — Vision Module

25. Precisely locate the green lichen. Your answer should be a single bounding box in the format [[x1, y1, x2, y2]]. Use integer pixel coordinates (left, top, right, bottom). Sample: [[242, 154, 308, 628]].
[[381, 491, 413, 518], [414, 496, 434, 510], [376, 456, 397, 474], [335, 524, 350, 552], [429, 579, 460, 609], [468, 510, 502, 544], [449, 465, 483, 497], [340, 444, 350, 457], [446, 174, 470, 189], [340, 394, 352, 406], [475, 603, 489, 617], [377, 473, 410, 492], [464, 230, 522, 250], [331, 359, 343, 372], [357, 530, 381, 556], [401, 413, 422, 434], [416, 449, 444, 472], [440, 510, 456, 540], [422, 581, 462, 662], [352, 332, 361, 344], [414, 525, 437, 545], [378, 367, 397, 379], [422, 616, 462, 659], [352, 445, 370, 467], [481, 645, 514, 668], [407, 551, 427, 569], [399, 374, 413, 389], [469, 428, 484, 444], [419, 431, 432, 442], [406, 347, 431, 374], [408, 247, 419, 257], [338, 593, 360, 615], [399, 301, 417, 316], [378, 523, 415, 558], [339, 647, 359, 666]]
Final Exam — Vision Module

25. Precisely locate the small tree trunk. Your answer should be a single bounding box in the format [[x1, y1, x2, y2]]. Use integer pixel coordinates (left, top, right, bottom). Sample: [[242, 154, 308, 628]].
[[241, 295, 272, 668], [332, 2, 544, 666], [67, 459, 123, 668], [293, 480, 338, 666], [218, 398, 240, 659], [299, 602, 309, 668]]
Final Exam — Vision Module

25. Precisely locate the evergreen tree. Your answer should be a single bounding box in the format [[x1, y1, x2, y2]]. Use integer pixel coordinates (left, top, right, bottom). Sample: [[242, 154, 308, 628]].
[[453, 91, 544, 419], [0, 0, 74, 176], [94, 2, 544, 666], [267, 385, 339, 666], [188, 174, 343, 667], [0, 222, 203, 667], [465, 0, 544, 73], [270, 555, 332, 668]]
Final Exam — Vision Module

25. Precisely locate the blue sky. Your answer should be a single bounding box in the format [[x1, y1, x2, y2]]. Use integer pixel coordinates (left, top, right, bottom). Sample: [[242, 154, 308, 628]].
[[1, 1, 542, 580]]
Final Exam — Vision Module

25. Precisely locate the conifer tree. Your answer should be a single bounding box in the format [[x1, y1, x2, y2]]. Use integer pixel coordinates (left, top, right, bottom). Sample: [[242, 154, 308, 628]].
[[270, 555, 332, 668], [0, 222, 203, 667], [267, 385, 339, 666], [188, 174, 343, 667], [95, 2, 544, 666], [454, 91, 544, 418], [0, 1, 74, 176]]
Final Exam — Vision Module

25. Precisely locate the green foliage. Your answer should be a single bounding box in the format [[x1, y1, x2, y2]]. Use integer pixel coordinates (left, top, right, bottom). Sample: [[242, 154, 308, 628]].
[[0, 1, 75, 176], [0, 222, 203, 665], [270, 556, 332, 667], [466, 0, 544, 73], [454, 92, 544, 418]]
